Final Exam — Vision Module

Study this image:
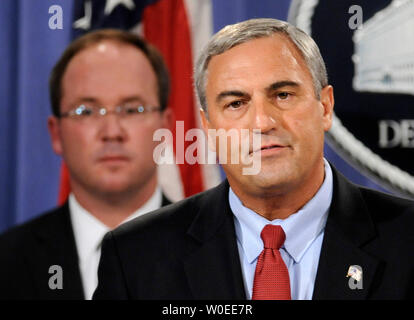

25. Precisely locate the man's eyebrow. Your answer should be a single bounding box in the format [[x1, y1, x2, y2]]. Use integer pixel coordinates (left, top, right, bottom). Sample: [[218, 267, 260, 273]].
[[216, 90, 248, 103], [72, 96, 146, 106], [119, 96, 146, 104], [266, 81, 300, 92], [70, 97, 98, 107]]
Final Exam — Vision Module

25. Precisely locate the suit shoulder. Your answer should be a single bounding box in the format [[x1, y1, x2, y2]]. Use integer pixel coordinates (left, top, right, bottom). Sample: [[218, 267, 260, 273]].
[[359, 187, 414, 214], [359, 187, 414, 236], [0, 206, 66, 250], [113, 190, 206, 237], [110, 185, 224, 246]]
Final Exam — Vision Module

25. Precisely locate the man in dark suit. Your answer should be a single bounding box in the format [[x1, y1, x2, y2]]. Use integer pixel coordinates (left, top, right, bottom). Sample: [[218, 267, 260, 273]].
[[0, 29, 172, 300], [93, 19, 414, 300]]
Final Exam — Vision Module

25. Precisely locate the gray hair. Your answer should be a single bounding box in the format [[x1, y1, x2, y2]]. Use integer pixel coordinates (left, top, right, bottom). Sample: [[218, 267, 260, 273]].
[[194, 18, 328, 112]]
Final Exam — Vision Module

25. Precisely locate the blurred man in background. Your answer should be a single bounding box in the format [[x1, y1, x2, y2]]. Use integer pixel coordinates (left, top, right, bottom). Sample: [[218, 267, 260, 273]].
[[0, 29, 172, 299]]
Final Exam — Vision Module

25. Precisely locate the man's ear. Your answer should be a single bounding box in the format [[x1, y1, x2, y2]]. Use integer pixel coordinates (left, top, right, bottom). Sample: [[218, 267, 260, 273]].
[[320, 85, 334, 132], [160, 108, 174, 130], [199, 108, 211, 133], [199, 108, 217, 153], [47, 115, 63, 156]]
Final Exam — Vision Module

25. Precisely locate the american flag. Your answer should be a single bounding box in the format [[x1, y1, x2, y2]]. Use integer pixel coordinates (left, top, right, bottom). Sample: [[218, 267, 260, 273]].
[[58, 0, 222, 203]]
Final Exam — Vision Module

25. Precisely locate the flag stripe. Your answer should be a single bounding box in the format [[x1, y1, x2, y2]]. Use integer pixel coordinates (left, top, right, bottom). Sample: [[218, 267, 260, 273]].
[[143, 0, 204, 197], [184, 0, 222, 190], [58, 162, 70, 205]]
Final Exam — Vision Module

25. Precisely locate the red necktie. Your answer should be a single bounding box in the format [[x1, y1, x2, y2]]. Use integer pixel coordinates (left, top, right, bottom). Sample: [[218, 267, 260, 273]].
[[252, 224, 291, 300]]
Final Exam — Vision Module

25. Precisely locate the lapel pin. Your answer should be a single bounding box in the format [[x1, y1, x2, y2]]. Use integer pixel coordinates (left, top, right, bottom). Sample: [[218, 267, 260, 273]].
[[347, 265, 363, 290], [347, 265, 362, 281]]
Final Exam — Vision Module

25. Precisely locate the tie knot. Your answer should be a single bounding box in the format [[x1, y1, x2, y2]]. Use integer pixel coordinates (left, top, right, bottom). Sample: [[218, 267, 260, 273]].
[[260, 224, 286, 249]]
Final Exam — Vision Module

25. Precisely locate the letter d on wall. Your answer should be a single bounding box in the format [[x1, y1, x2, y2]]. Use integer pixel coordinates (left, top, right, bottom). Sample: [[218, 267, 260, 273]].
[[48, 265, 63, 290]]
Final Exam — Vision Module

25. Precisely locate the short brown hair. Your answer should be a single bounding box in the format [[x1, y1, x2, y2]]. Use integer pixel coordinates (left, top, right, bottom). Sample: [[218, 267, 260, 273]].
[[49, 29, 170, 116]]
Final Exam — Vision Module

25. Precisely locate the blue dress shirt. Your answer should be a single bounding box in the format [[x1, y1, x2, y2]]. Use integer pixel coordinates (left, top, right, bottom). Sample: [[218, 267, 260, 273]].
[[229, 159, 333, 300]]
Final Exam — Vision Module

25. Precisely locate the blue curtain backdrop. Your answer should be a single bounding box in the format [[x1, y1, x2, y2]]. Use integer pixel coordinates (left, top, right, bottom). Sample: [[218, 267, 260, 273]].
[[0, 0, 74, 232], [0, 0, 389, 233]]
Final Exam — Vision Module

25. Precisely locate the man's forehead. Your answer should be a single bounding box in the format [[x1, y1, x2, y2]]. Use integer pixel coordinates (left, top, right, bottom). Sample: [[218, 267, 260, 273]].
[[60, 41, 158, 106], [62, 40, 155, 84], [206, 35, 307, 90], [71, 40, 147, 65], [208, 34, 301, 65]]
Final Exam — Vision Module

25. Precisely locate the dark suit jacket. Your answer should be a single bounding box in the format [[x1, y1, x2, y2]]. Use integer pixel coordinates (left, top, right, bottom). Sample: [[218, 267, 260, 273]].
[[0, 194, 171, 300], [93, 168, 414, 300]]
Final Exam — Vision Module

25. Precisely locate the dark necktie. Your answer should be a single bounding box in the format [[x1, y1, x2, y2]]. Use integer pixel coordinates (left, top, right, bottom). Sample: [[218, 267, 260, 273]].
[[252, 224, 291, 300]]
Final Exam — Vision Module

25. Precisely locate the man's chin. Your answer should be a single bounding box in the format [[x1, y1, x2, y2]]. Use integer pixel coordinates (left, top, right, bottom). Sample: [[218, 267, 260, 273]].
[[91, 176, 134, 194], [98, 161, 130, 172], [244, 170, 297, 194]]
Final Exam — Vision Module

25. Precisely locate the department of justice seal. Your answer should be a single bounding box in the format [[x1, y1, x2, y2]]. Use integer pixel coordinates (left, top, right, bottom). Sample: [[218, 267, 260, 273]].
[[289, 0, 414, 198]]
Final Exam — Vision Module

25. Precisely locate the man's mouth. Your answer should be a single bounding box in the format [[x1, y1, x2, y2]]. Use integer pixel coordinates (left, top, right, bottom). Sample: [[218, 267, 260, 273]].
[[250, 144, 286, 154], [98, 155, 129, 162], [261, 145, 281, 150]]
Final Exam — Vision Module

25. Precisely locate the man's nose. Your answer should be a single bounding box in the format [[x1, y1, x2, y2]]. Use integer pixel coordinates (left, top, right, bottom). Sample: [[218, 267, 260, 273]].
[[98, 113, 127, 142], [252, 98, 278, 133]]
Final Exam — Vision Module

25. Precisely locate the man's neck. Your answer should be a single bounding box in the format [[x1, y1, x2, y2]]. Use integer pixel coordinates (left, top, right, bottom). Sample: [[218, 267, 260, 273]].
[[70, 177, 158, 229], [230, 161, 326, 221]]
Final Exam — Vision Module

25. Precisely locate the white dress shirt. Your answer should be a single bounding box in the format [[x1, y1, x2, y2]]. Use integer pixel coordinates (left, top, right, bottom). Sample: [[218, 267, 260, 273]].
[[229, 159, 333, 300], [69, 187, 163, 300]]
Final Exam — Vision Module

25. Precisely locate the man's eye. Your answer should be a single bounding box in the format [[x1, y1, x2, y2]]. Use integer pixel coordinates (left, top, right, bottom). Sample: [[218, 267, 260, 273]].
[[277, 92, 290, 100], [76, 106, 94, 116], [227, 100, 245, 109], [125, 107, 139, 114], [124, 106, 144, 114]]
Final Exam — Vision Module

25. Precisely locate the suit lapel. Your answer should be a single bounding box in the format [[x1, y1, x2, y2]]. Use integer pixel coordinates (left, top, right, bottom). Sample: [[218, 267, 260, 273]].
[[30, 203, 84, 299], [183, 181, 246, 299], [161, 193, 172, 207], [312, 168, 381, 300]]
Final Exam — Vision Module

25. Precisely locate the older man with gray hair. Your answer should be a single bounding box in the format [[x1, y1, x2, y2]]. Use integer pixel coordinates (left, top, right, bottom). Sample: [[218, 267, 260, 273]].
[[94, 18, 414, 300]]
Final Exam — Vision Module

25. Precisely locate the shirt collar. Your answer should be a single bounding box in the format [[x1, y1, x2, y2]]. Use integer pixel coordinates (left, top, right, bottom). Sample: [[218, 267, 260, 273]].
[[123, 187, 162, 223], [230, 159, 333, 264], [69, 187, 163, 260]]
